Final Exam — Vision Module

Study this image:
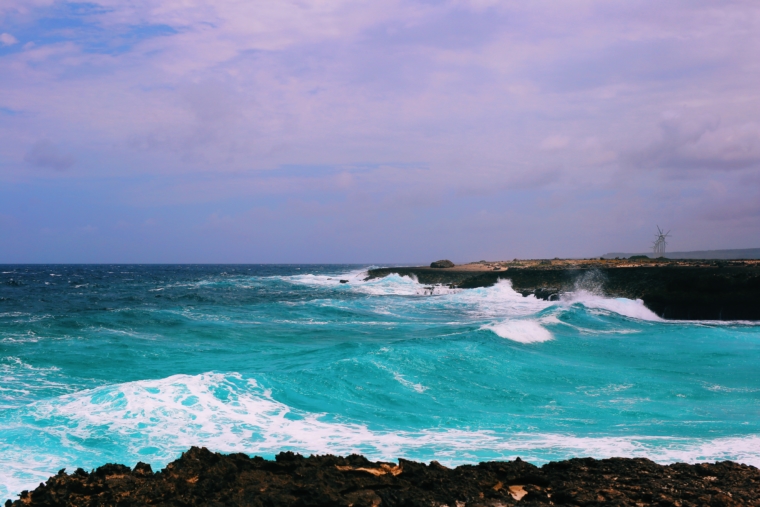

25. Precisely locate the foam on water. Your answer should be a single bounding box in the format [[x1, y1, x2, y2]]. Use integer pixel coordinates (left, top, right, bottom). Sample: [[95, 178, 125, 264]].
[[285, 269, 463, 297], [2, 265, 760, 499], [561, 291, 662, 321], [283, 268, 371, 289], [450, 280, 550, 318], [3, 372, 760, 497], [270, 271, 654, 325], [0, 357, 76, 409], [482, 320, 553, 343]]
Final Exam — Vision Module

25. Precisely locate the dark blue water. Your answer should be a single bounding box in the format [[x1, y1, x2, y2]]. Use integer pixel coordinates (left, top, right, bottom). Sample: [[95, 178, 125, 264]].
[[2, 265, 759, 497]]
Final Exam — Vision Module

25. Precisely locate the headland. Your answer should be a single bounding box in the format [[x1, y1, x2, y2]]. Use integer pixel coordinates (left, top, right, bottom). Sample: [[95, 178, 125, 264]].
[[367, 258, 760, 320]]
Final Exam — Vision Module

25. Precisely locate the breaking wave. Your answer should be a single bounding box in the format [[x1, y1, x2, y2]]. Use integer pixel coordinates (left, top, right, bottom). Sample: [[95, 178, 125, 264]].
[[3, 372, 760, 497], [2, 265, 759, 499]]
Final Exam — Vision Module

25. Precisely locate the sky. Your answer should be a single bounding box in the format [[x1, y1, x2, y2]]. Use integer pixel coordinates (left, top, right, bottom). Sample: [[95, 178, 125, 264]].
[[1, 0, 759, 263]]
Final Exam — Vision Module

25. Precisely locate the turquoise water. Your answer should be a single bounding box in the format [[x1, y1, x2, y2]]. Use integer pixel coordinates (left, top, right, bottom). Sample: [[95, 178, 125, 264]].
[[1, 265, 759, 498]]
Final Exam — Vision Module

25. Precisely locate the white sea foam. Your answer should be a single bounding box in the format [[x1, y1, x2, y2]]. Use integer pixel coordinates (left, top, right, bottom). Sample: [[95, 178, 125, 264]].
[[284, 269, 463, 297], [392, 373, 428, 393], [284, 270, 668, 333], [450, 280, 550, 318], [3, 372, 760, 498], [560, 291, 662, 321], [373, 362, 429, 393], [702, 383, 760, 393], [283, 269, 664, 323], [1, 357, 60, 372], [679, 319, 760, 327], [451, 280, 553, 342], [284, 268, 371, 289], [482, 320, 553, 343], [0, 357, 75, 409], [352, 274, 422, 296], [351, 273, 458, 297]]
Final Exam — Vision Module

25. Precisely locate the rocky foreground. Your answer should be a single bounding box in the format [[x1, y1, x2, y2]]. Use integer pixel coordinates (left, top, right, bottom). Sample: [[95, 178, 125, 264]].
[[6, 448, 760, 507], [367, 259, 760, 320]]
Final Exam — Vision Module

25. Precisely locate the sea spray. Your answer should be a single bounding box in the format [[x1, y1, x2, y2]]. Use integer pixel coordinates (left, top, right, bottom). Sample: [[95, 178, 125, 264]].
[[1, 265, 759, 498]]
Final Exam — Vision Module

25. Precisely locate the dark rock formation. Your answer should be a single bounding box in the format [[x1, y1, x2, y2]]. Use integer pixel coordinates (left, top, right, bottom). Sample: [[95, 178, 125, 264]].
[[430, 260, 455, 268], [6, 448, 760, 506], [366, 264, 760, 320]]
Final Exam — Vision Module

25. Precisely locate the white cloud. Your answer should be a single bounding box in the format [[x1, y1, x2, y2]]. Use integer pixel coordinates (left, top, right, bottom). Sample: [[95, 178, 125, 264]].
[[625, 113, 760, 172], [0, 0, 759, 258], [0, 33, 18, 46]]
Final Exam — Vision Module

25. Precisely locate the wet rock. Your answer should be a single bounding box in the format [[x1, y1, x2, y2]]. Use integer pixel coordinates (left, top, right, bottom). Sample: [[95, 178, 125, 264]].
[[367, 264, 760, 320], [520, 288, 560, 301], [6, 448, 760, 507]]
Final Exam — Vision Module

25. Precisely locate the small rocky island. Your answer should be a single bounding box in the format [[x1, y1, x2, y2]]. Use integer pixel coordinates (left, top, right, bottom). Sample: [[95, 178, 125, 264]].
[[367, 258, 760, 320], [7, 447, 760, 506]]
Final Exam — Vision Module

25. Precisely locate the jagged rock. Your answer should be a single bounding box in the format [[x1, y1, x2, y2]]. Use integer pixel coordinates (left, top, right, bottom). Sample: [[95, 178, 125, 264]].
[[6, 448, 760, 506], [367, 264, 760, 320], [430, 260, 455, 268]]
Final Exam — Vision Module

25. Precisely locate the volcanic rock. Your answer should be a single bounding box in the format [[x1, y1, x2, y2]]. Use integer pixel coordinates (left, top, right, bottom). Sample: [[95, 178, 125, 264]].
[[6, 448, 760, 507], [367, 261, 760, 320], [430, 260, 455, 268]]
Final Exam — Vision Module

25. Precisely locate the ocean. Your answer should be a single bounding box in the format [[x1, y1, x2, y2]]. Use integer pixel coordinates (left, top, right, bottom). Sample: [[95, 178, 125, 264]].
[[1, 264, 759, 498]]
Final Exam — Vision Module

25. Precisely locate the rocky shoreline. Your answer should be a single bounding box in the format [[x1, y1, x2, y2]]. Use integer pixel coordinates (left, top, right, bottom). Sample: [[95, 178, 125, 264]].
[[6, 447, 760, 506], [366, 259, 760, 320]]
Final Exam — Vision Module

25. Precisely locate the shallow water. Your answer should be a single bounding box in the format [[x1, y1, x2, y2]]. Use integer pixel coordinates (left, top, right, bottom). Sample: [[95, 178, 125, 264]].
[[1, 264, 759, 498]]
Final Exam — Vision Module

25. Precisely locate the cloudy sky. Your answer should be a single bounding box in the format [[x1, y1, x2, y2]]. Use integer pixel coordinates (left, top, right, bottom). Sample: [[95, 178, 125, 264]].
[[1, 0, 759, 262]]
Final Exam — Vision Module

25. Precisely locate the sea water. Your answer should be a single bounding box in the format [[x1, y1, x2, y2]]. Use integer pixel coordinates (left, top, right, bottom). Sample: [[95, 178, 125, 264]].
[[1, 265, 759, 498]]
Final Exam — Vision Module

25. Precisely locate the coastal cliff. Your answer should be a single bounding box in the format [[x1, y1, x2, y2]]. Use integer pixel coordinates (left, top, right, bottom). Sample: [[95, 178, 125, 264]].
[[6, 447, 760, 506], [366, 259, 760, 320]]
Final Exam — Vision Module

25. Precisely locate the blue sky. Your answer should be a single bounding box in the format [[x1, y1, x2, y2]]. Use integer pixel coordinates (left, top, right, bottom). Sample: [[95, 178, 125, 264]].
[[1, 0, 759, 262]]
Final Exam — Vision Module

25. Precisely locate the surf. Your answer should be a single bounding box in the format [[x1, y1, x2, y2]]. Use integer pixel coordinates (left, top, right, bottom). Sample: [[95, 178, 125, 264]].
[[1, 265, 759, 498]]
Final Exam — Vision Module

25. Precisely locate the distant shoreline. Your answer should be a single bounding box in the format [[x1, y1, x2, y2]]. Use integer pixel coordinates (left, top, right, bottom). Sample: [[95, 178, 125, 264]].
[[601, 247, 760, 260], [367, 258, 760, 320]]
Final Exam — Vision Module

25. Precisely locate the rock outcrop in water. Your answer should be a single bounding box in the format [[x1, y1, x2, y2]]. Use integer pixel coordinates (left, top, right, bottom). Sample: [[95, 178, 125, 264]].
[[367, 259, 760, 320], [6, 447, 760, 506]]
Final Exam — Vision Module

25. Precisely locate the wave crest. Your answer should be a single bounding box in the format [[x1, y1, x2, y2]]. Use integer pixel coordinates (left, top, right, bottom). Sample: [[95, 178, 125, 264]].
[[3, 372, 760, 497], [482, 320, 553, 343]]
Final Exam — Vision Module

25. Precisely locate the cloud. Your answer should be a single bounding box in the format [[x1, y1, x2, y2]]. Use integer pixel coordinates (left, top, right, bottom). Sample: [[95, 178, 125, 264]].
[[0, 33, 18, 46], [24, 140, 75, 171], [626, 113, 760, 173], [540, 136, 570, 151], [702, 200, 760, 222], [1, 0, 759, 260]]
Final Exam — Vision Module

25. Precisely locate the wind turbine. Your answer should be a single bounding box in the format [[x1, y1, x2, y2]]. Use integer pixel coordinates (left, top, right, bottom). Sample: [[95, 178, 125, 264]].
[[653, 226, 671, 257]]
